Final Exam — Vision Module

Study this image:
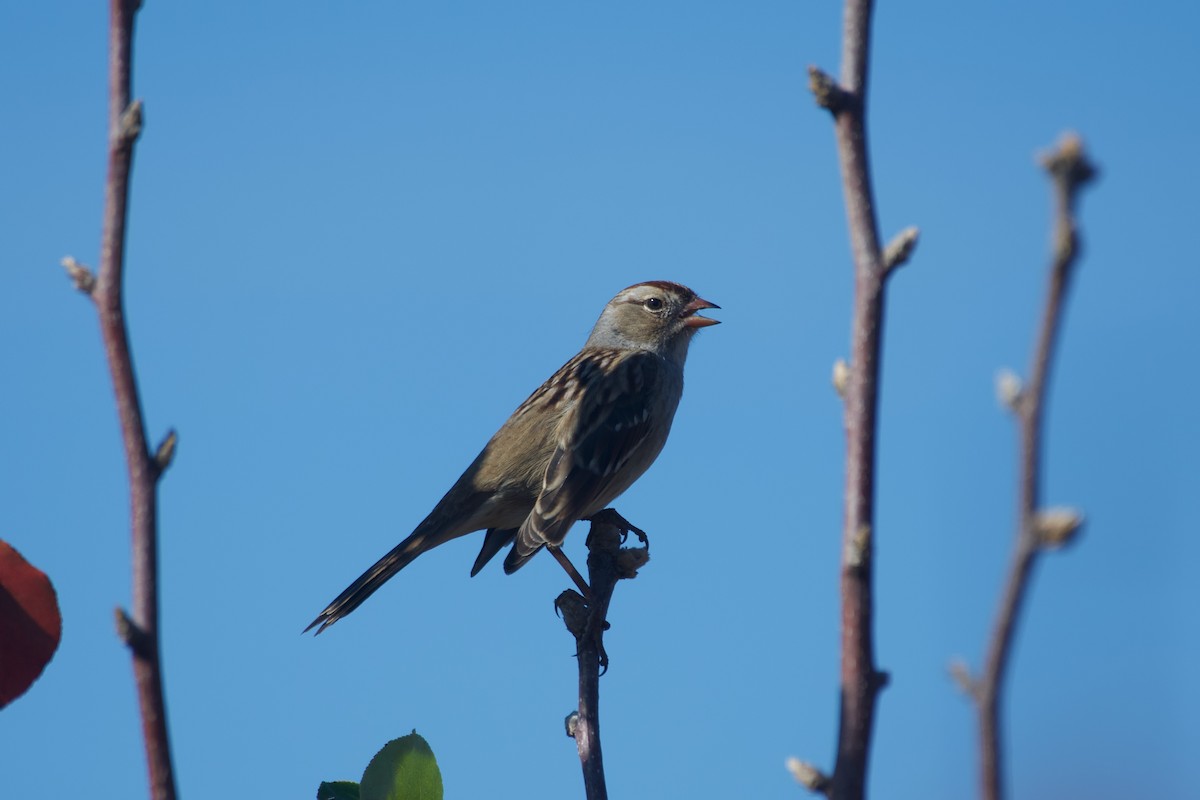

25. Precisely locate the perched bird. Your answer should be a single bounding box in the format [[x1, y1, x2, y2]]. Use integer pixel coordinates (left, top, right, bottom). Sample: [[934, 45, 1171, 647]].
[[306, 281, 719, 634]]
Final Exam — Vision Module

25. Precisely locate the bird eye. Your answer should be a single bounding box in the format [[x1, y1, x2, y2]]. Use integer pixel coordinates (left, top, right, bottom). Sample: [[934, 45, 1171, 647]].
[[644, 297, 664, 311]]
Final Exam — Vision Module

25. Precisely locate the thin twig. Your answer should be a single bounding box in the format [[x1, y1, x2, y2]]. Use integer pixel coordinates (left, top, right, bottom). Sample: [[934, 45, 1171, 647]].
[[806, 0, 916, 796], [558, 513, 649, 800], [972, 133, 1096, 800], [64, 2, 179, 799]]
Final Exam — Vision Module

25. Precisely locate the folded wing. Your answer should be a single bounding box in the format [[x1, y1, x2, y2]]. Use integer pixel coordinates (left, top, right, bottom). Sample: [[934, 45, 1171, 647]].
[[503, 351, 661, 573]]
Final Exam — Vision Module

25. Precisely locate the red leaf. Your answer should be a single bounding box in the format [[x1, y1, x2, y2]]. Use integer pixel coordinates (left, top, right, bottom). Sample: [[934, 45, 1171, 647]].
[[0, 539, 62, 708]]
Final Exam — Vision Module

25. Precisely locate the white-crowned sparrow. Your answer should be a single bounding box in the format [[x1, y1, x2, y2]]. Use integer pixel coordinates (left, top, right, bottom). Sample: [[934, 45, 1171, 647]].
[[306, 281, 718, 634]]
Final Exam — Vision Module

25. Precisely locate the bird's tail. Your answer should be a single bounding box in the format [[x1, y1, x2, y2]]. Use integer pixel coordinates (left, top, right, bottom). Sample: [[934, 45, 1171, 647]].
[[470, 527, 517, 577], [305, 530, 434, 635]]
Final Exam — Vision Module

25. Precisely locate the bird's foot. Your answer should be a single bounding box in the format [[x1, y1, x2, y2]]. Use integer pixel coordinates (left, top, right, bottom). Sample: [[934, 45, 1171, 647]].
[[555, 588, 611, 673], [585, 508, 650, 550], [555, 589, 588, 632]]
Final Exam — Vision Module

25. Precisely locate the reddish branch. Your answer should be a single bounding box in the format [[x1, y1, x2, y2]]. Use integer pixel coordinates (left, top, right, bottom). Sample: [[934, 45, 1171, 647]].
[[799, 0, 915, 796], [967, 134, 1095, 800], [62, 2, 179, 799]]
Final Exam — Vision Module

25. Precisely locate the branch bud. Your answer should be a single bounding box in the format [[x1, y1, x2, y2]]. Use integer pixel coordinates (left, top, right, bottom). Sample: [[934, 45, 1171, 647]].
[[154, 429, 178, 473], [845, 524, 871, 569], [1033, 507, 1085, 550], [60, 256, 96, 295], [883, 226, 920, 274], [118, 99, 144, 145], [832, 359, 850, 398], [114, 607, 151, 657], [948, 658, 980, 701], [786, 757, 831, 795], [995, 369, 1023, 412], [616, 546, 650, 579], [807, 66, 851, 113], [1039, 132, 1097, 194]]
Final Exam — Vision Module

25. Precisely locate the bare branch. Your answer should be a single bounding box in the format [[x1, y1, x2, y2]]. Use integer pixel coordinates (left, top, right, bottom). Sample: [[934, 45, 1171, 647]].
[[559, 512, 650, 800], [64, 2, 179, 799], [971, 133, 1097, 800], [806, 0, 906, 796]]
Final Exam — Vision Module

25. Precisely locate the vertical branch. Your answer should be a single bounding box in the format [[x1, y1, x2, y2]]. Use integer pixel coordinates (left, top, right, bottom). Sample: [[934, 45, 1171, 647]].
[[966, 134, 1095, 800], [62, 2, 179, 799], [799, 1, 917, 798], [558, 514, 650, 800]]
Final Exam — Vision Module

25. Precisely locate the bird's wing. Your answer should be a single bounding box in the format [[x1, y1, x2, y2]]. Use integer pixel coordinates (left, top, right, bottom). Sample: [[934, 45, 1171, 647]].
[[504, 350, 661, 572]]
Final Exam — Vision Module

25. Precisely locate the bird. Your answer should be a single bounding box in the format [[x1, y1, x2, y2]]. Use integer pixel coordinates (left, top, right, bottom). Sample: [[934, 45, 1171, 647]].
[[305, 281, 719, 634]]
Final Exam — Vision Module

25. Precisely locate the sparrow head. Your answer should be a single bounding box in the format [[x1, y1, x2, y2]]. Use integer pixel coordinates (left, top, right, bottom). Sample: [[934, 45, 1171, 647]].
[[586, 281, 720, 357]]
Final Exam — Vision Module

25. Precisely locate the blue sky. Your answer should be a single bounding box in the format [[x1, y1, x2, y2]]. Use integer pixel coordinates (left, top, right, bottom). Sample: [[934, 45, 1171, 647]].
[[2, 2, 1197, 798]]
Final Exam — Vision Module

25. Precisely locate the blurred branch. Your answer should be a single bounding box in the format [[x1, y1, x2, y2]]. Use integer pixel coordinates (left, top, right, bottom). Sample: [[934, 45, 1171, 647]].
[[805, 0, 916, 796], [558, 511, 650, 800], [965, 133, 1096, 800], [60, 2, 179, 799]]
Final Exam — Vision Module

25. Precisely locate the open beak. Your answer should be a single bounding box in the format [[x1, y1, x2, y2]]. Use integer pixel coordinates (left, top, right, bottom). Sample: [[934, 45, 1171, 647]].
[[682, 296, 721, 329]]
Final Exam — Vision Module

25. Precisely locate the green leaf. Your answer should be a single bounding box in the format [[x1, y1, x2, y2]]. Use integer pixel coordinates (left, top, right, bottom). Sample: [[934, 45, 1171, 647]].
[[359, 731, 443, 800], [317, 781, 360, 800]]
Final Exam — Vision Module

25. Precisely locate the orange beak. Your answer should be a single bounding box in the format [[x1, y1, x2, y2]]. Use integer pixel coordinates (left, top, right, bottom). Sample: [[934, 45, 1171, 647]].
[[682, 296, 720, 328]]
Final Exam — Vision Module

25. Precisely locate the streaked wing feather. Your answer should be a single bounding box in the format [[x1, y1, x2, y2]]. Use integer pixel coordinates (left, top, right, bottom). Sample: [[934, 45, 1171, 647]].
[[505, 351, 660, 572]]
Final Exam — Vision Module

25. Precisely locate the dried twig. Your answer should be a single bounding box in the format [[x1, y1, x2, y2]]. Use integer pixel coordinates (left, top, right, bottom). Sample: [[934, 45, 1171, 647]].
[[962, 133, 1096, 800], [558, 512, 650, 800], [804, 1, 916, 796], [62, 3, 178, 799]]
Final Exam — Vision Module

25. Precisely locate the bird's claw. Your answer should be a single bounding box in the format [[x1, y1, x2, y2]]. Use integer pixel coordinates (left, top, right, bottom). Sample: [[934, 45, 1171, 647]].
[[555, 588, 611, 672], [555, 589, 588, 633], [586, 508, 650, 552]]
